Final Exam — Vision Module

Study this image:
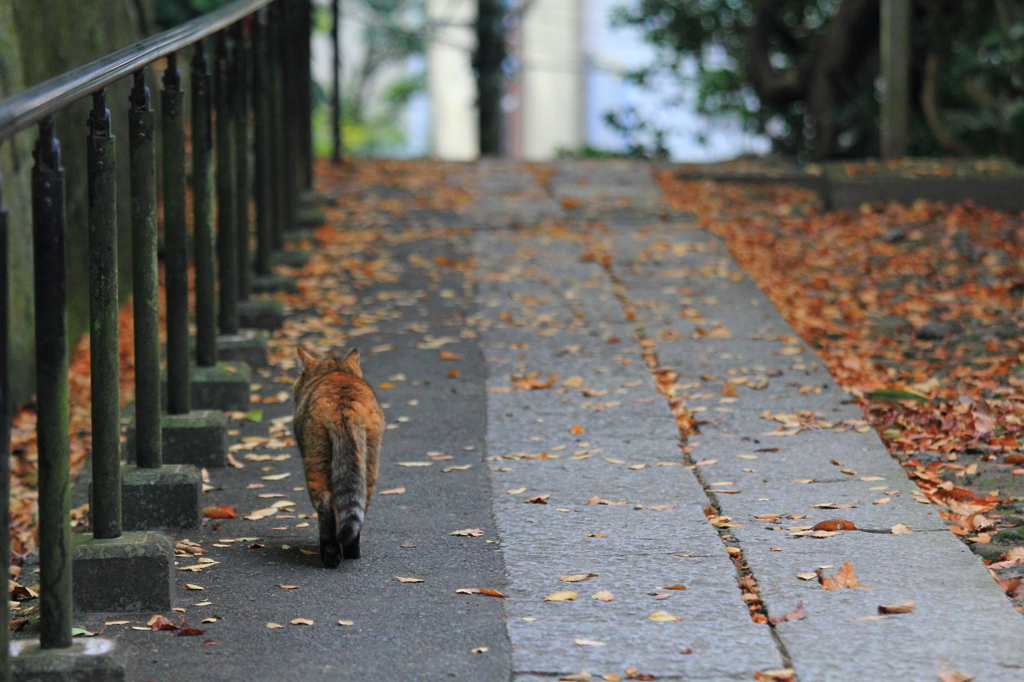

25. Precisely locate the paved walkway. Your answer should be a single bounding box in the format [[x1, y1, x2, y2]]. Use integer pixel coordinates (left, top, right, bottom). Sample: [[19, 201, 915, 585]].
[[72, 161, 1024, 681]]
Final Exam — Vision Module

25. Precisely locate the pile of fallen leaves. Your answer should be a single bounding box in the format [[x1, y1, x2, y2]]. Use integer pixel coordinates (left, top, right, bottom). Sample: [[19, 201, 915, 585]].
[[657, 169, 1024, 548]]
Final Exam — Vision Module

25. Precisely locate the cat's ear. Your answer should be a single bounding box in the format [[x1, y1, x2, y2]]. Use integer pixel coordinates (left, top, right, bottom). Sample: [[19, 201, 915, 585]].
[[344, 348, 361, 376], [297, 346, 316, 371]]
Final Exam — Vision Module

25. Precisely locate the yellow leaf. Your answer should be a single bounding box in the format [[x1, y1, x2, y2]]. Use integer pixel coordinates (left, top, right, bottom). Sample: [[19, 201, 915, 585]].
[[573, 638, 606, 646], [506, 488, 527, 495], [266, 622, 284, 629], [891, 524, 912, 534], [244, 508, 278, 520], [737, 454, 758, 460], [261, 473, 291, 481], [378, 382, 395, 389], [337, 620, 354, 626], [561, 376, 585, 388], [648, 610, 681, 621], [290, 618, 314, 626], [560, 573, 598, 582], [396, 576, 424, 583], [380, 488, 406, 495], [396, 462, 432, 467], [591, 591, 614, 601], [544, 590, 577, 602]]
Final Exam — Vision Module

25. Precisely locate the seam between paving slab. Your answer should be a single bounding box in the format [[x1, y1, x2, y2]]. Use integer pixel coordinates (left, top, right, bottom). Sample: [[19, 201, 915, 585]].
[[597, 239, 798, 676]]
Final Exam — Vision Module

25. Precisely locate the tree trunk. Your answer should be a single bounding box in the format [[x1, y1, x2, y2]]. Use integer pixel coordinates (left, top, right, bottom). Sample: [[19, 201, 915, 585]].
[[474, 0, 506, 156]]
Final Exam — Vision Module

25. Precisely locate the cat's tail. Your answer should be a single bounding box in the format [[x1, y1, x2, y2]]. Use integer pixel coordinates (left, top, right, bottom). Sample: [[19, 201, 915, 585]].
[[331, 421, 367, 558]]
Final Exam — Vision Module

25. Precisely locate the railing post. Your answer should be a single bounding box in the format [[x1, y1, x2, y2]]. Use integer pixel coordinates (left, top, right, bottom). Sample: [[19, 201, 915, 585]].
[[253, 10, 273, 276], [0, 173, 11, 682], [269, 1, 286, 249], [234, 22, 251, 301], [32, 117, 72, 650], [299, 0, 313, 189], [86, 90, 122, 540], [331, 0, 342, 164], [192, 40, 217, 368], [129, 70, 161, 469], [215, 31, 239, 336], [281, 0, 299, 225], [162, 53, 191, 413]]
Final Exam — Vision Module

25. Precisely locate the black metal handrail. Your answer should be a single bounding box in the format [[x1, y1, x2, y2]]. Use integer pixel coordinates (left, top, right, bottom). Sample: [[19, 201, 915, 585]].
[[0, 0, 272, 141], [0, 0, 317, 676]]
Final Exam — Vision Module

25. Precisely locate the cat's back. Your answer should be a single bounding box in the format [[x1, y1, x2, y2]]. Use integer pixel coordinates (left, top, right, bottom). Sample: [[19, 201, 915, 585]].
[[296, 369, 383, 432]]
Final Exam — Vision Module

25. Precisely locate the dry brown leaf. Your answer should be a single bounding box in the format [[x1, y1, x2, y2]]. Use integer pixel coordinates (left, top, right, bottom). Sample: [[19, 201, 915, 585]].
[[202, 505, 237, 519], [891, 523, 913, 534], [755, 670, 796, 682], [290, 618, 314, 626], [570, 425, 585, 434], [812, 519, 856, 531], [938, 670, 974, 682], [818, 561, 864, 590], [721, 382, 739, 397], [523, 495, 550, 504], [878, 600, 915, 614], [769, 602, 807, 625]]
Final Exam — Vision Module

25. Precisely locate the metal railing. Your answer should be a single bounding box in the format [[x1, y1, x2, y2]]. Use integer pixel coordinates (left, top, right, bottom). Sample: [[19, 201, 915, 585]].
[[0, 0, 315, 675]]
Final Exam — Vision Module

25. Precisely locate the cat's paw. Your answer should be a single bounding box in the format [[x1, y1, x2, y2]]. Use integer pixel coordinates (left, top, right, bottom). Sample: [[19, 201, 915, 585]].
[[342, 534, 361, 560], [320, 540, 343, 568]]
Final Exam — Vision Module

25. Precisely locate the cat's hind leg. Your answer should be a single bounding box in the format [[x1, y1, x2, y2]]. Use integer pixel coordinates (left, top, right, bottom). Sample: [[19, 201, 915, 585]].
[[317, 497, 343, 568]]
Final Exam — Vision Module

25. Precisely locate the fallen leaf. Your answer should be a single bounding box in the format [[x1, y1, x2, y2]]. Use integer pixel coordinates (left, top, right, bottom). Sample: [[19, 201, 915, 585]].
[[290, 618, 314, 626], [560, 573, 598, 582], [813, 519, 856, 531], [524, 495, 550, 504], [818, 561, 864, 590], [769, 602, 807, 625], [570, 425, 585, 434], [591, 591, 614, 601], [506, 488, 527, 494], [183, 584, 204, 590], [201, 503, 234, 520], [891, 524, 913, 534], [244, 508, 278, 520], [266, 622, 284, 629], [574, 638, 606, 646], [450, 528, 484, 537], [587, 496, 628, 505], [260, 473, 291, 481], [878, 600, 914, 614], [721, 382, 738, 397], [396, 577, 424, 583], [755, 670, 796, 682], [648, 610, 681, 621], [380, 488, 406, 495], [479, 588, 509, 598], [337, 620, 354, 626], [544, 590, 577, 602], [148, 615, 178, 631], [796, 572, 817, 581], [439, 351, 464, 360], [276, 585, 298, 589], [938, 670, 974, 682], [657, 584, 687, 590], [396, 462, 432, 467], [471, 647, 488, 654], [649, 505, 675, 511], [442, 465, 472, 472]]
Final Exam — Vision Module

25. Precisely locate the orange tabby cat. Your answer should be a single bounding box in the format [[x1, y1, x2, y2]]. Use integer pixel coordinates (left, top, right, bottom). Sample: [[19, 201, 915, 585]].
[[294, 347, 384, 566]]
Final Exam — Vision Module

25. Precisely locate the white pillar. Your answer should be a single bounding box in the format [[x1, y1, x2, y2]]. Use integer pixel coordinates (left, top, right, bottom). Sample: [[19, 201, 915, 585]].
[[521, 0, 583, 160], [427, 0, 479, 160]]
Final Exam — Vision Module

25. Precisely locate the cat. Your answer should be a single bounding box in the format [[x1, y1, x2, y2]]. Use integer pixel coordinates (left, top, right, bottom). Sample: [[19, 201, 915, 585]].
[[293, 347, 384, 567]]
